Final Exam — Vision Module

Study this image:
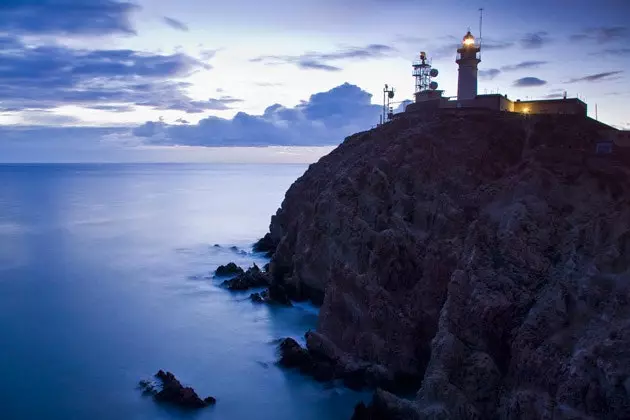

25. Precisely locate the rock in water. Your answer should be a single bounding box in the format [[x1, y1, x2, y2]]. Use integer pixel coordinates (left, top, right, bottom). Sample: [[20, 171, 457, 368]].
[[215, 262, 244, 277], [139, 370, 216, 409], [278, 338, 313, 368], [221, 264, 270, 291], [261, 111, 630, 418]]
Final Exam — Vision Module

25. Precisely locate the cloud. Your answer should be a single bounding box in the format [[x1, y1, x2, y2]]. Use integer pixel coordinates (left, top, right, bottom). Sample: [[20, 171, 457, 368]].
[[480, 69, 501, 80], [297, 60, 342, 72], [513, 77, 547, 87], [501, 61, 548, 72], [20, 111, 83, 125], [520, 32, 552, 49], [0, 35, 217, 113], [251, 44, 396, 71], [163, 17, 189, 31], [0, 0, 138, 36], [430, 37, 513, 59], [86, 105, 136, 113], [543, 93, 565, 99], [566, 71, 623, 83], [199, 49, 219, 61], [132, 83, 381, 146], [596, 48, 630, 56], [571, 26, 629, 44], [484, 61, 548, 79]]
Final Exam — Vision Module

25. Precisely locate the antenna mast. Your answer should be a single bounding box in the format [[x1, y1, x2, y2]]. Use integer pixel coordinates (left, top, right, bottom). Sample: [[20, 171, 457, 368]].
[[479, 7, 484, 59]]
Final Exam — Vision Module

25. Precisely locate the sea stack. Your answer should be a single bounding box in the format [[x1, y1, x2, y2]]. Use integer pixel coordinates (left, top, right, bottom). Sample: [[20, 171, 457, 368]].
[[262, 110, 630, 419]]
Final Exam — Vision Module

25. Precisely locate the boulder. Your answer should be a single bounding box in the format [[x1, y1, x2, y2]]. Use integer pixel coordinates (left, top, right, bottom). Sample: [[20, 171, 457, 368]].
[[278, 338, 313, 369], [139, 370, 216, 409], [221, 264, 270, 291], [214, 262, 244, 277]]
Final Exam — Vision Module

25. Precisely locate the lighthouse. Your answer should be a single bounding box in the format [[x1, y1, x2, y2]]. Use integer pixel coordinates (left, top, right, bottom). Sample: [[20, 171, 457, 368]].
[[456, 31, 481, 100]]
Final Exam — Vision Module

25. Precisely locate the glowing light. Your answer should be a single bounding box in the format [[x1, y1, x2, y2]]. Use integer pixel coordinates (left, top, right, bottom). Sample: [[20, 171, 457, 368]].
[[463, 37, 475, 46], [522, 108, 530, 114]]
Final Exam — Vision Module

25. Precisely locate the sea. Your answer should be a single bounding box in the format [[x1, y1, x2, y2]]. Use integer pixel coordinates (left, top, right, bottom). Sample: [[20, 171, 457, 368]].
[[0, 163, 367, 420]]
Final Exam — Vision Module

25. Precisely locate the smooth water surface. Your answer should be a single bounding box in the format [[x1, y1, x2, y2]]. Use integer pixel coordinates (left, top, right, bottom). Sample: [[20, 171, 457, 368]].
[[0, 164, 365, 420]]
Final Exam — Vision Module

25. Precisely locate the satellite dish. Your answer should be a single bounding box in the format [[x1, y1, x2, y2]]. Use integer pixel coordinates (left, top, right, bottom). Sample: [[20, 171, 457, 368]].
[[430, 68, 439, 77], [388, 91, 395, 99], [429, 81, 439, 90]]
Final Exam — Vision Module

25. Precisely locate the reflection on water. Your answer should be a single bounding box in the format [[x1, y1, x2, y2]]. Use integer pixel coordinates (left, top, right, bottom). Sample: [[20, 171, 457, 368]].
[[0, 164, 367, 420]]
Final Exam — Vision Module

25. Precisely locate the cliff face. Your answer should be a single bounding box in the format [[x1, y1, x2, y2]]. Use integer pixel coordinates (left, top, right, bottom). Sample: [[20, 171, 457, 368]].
[[267, 111, 630, 418]]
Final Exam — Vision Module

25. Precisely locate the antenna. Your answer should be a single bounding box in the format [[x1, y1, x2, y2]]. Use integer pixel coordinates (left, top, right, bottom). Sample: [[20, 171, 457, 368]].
[[382, 84, 395, 124], [479, 8, 484, 59]]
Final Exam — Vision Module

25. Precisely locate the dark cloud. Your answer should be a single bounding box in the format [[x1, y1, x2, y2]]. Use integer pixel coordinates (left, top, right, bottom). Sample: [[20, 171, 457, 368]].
[[0, 0, 137, 35], [482, 40, 516, 51], [0, 35, 219, 113], [571, 26, 629, 44], [520, 32, 552, 49], [132, 83, 382, 146], [513, 77, 547, 87], [86, 105, 135, 113], [596, 48, 630, 56], [483, 63, 548, 81], [543, 93, 565, 99], [566, 71, 623, 83], [251, 44, 396, 71], [501, 61, 548, 72], [21, 111, 83, 125], [480, 69, 501, 80], [163, 17, 189, 32], [297, 60, 342, 72], [430, 37, 513, 59], [199, 49, 219, 61]]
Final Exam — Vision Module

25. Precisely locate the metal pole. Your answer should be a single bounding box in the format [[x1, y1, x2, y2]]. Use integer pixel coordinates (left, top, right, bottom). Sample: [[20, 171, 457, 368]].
[[479, 8, 484, 59]]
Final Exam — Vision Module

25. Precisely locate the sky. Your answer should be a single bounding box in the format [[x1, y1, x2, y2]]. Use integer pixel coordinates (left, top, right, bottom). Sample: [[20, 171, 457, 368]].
[[0, 0, 629, 162]]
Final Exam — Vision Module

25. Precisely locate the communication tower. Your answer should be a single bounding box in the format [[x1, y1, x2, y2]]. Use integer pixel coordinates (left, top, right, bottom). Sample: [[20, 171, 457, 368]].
[[412, 52, 440, 103], [382, 84, 395, 124]]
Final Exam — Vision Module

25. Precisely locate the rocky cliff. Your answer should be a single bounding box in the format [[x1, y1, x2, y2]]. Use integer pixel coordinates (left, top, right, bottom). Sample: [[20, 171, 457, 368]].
[[265, 110, 630, 419]]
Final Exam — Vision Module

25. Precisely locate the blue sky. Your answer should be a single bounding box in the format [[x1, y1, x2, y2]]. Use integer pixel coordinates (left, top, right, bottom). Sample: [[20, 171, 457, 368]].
[[0, 0, 628, 162]]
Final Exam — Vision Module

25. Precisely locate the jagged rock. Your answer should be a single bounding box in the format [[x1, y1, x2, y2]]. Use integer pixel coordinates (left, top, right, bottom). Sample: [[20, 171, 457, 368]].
[[139, 370, 216, 409], [355, 389, 423, 420], [277, 333, 399, 390], [221, 264, 270, 291], [278, 338, 312, 368], [214, 262, 244, 277], [260, 112, 630, 418], [264, 284, 292, 305], [249, 283, 293, 306], [250, 292, 264, 303], [253, 233, 277, 256]]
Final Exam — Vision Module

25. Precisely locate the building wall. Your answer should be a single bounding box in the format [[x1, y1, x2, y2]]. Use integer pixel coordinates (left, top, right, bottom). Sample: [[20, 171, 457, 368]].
[[610, 131, 630, 148], [513, 99, 587, 116], [440, 95, 514, 112]]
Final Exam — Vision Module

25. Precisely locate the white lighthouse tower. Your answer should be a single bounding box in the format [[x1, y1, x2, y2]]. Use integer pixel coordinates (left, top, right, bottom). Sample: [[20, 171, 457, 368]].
[[456, 31, 481, 100]]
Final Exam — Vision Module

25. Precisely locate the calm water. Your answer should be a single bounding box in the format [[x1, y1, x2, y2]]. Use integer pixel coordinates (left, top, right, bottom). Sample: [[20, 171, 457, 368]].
[[0, 164, 365, 420]]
